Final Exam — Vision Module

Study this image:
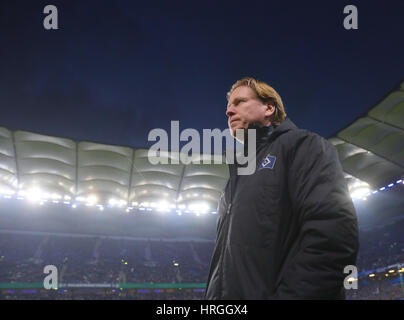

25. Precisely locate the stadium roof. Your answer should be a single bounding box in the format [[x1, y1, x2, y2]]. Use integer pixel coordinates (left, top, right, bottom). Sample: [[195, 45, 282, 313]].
[[329, 80, 404, 198], [0, 80, 403, 211]]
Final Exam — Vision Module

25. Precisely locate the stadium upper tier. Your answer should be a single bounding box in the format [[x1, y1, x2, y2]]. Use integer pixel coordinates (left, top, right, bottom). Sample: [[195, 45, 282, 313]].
[[329, 80, 404, 199], [0, 81, 403, 211]]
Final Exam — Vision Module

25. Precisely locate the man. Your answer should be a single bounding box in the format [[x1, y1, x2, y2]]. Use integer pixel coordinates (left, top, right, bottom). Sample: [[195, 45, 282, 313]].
[[205, 77, 359, 299]]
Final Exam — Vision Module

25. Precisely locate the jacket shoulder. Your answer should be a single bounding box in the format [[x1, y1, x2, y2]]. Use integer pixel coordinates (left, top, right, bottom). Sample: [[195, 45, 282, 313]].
[[278, 128, 337, 161]]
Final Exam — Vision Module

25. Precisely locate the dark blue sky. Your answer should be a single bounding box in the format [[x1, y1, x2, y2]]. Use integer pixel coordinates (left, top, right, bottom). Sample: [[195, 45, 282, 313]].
[[1, 0, 403, 149]]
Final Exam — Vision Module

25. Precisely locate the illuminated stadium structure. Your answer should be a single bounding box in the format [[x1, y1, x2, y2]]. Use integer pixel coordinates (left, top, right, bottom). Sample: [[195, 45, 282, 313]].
[[0, 82, 403, 217], [329, 80, 404, 201], [0, 81, 403, 301]]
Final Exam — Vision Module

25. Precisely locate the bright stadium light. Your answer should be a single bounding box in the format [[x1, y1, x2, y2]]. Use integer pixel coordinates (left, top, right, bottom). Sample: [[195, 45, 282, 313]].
[[52, 193, 62, 200], [26, 188, 43, 203], [188, 202, 210, 214], [108, 198, 117, 206], [351, 186, 370, 199], [86, 195, 97, 206], [157, 200, 170, 212]]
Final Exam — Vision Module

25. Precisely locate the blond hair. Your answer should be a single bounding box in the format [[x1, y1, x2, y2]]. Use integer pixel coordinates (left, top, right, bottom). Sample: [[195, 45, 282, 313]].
[[227, 77, 287, 126]]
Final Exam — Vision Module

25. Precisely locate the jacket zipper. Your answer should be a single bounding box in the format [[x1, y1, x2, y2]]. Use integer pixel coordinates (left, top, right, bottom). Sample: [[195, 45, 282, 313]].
[[218, 161, 237, 298]]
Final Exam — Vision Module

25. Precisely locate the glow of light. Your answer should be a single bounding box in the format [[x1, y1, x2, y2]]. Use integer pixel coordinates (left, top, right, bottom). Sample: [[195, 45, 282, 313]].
[[350, 186, 371, 199], [388, 184, 394, 187], [109, 198, 117, 206], [118, 199, 127, 207], [389, 269, 395, 273], [157, 200, 170, 212], [379, 187, 386, 191], [52, 193, 62, 200], [178, 204, 186, 209], [369, 274, 375, 277], [188, 202, 210, 214], [86, 195, 97, 205], [72, 204, 77, 209]]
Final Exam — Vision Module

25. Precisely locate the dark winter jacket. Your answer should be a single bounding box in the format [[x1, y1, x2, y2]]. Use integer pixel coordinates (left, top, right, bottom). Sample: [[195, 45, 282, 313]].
[[205, 117, 359, 300]]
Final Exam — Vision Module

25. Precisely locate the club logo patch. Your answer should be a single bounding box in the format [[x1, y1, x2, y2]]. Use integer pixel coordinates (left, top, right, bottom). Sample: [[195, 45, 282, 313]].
[[259, 153, 276, 170]]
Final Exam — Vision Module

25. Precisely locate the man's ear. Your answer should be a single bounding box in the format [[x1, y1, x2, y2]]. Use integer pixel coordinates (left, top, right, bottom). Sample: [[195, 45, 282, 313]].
[[265, 104, 276, 117]]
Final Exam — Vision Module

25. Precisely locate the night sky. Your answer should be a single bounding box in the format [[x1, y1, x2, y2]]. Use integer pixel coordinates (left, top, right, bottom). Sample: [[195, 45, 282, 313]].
[[1, 0, 403, 150]]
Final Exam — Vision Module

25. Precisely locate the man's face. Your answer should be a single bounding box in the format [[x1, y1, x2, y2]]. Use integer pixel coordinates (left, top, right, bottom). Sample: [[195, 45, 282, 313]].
[[226, 86, 274, 137]]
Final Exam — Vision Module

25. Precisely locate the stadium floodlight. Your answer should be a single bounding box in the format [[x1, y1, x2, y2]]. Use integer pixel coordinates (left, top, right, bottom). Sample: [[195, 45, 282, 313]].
[[350, 186, 371, 199], [26, 188, 43, 203], [86, 195, 98, 207], [0, 188, 15, 196], [157, 200, 170, 212], [52, 193, 62, 200], [118, 199, 127, 207], [188, 202, 210, 214]]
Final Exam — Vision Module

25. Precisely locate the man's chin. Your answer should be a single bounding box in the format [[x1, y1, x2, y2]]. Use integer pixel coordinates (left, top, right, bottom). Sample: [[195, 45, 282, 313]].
[[231, 127, 246, 143]]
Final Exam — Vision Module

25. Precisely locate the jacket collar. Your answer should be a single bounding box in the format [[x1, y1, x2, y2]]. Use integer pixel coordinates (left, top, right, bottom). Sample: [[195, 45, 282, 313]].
[[243, 117, 298, 151]]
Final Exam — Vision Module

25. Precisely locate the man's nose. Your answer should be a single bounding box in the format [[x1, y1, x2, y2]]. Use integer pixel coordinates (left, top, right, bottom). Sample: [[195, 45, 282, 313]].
[[226, 105, 235, 117]]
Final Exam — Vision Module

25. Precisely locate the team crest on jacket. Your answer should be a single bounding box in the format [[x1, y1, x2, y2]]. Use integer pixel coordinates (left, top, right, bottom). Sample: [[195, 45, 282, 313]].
[[259, 153, 276, 170]]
